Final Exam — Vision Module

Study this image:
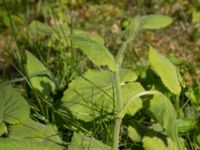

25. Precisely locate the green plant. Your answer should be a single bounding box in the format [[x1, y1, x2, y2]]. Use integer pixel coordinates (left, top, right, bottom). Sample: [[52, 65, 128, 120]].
[[1, 12, 196, 150]]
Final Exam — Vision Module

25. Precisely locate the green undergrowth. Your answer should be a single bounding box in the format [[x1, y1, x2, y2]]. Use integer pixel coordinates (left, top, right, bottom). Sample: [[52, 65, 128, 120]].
[[0, 1, 200, 150]]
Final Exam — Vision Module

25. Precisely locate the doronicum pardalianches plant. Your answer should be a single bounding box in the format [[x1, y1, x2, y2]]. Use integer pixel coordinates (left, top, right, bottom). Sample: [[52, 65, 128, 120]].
[[0, 13, 192, 150]]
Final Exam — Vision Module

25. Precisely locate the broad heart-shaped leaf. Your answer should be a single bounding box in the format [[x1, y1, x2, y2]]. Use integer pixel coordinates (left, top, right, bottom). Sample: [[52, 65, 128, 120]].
[[147, 92, 178, 141], [140, 15, 172, 30], [9, 118, 62, 144], [68, 35, 117, 72], [25, 51, 55, 93], [148, 46, 181, 95], [68, 133, 111, 150], [0, 138, 63, 150], [61, 69, 143, 121], [0, 84, 29, 124]]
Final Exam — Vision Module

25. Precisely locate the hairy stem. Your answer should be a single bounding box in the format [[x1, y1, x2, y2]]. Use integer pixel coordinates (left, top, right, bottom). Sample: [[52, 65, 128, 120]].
[[112, 17, 140, 149], [112, 41, 128, 150], [116, 41, 128, 67], [112, 116, 122, 150]]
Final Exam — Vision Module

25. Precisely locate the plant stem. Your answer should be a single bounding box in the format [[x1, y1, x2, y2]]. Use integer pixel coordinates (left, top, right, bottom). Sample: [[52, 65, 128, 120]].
[[116, 41, 128, 66], [112, 17, 139, 148], [112, 116, 122, 150], [112, 41, 128, 150]]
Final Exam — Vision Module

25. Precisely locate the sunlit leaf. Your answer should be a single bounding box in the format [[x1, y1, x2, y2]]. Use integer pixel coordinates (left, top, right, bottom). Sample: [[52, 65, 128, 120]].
[[119, 68, 138, 83], [0, 122, 7, 136], [148, 46, 181, 95], [50, 24, 105, 46], [0, 138, 63, 150], [9, 119, 62, 144], [68, 133, 111, 150], [147, 92, 178, 141], [69, 35, 117, 72], [128, 122, 186, 150], [61, 70, 113, 121], [176, 118, 197, 133], [61, 69, 143, 121], [119, 83, 144, 118], [73, 30, 105, 45], [25, 51, 55, 93], [142, 136, 179, 150], [140, 15, 172, 30], [128, 126, 142, 142], [28, 20, 53, 38], [0, 84, 29, 124]]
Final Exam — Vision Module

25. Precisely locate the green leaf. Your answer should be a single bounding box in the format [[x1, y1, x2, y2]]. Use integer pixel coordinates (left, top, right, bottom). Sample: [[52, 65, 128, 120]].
[[147, 92, 178, 141], [28, 20, 53, 38], [119, 68, 138, 83], [119, 91, 156, 118], [120, 69, 138, 83], [0, 138, 63, 150], [68, 133, 111, 150], [186, 84, 200, 106], [142, 136, 179, 150], [121, 15, 172, 42], [196, 134, 200, 146], [128, 126, 142, 142], [61, 70, 113, 121], [25, 51, 55, 93], [0, 85, 29, 124], [50, 24, 104, 47], [69, 35, 117, 72], [73, 30, 105, 45], [0, 122, 7, 136], [129, 122, 186, 150], [9, 119, 62, 144], [119, 83, 144, 118], [140, 15, 172, 30], [127, 121, 151, 138], [184, 106, 198, 120], [61, 69, 143, 121], [151, 123, 163, 132], [176, 118, 197, 133], [10, 15, 24, 26], [168, 54, 182, 65], [148, 46, 181, 95]]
